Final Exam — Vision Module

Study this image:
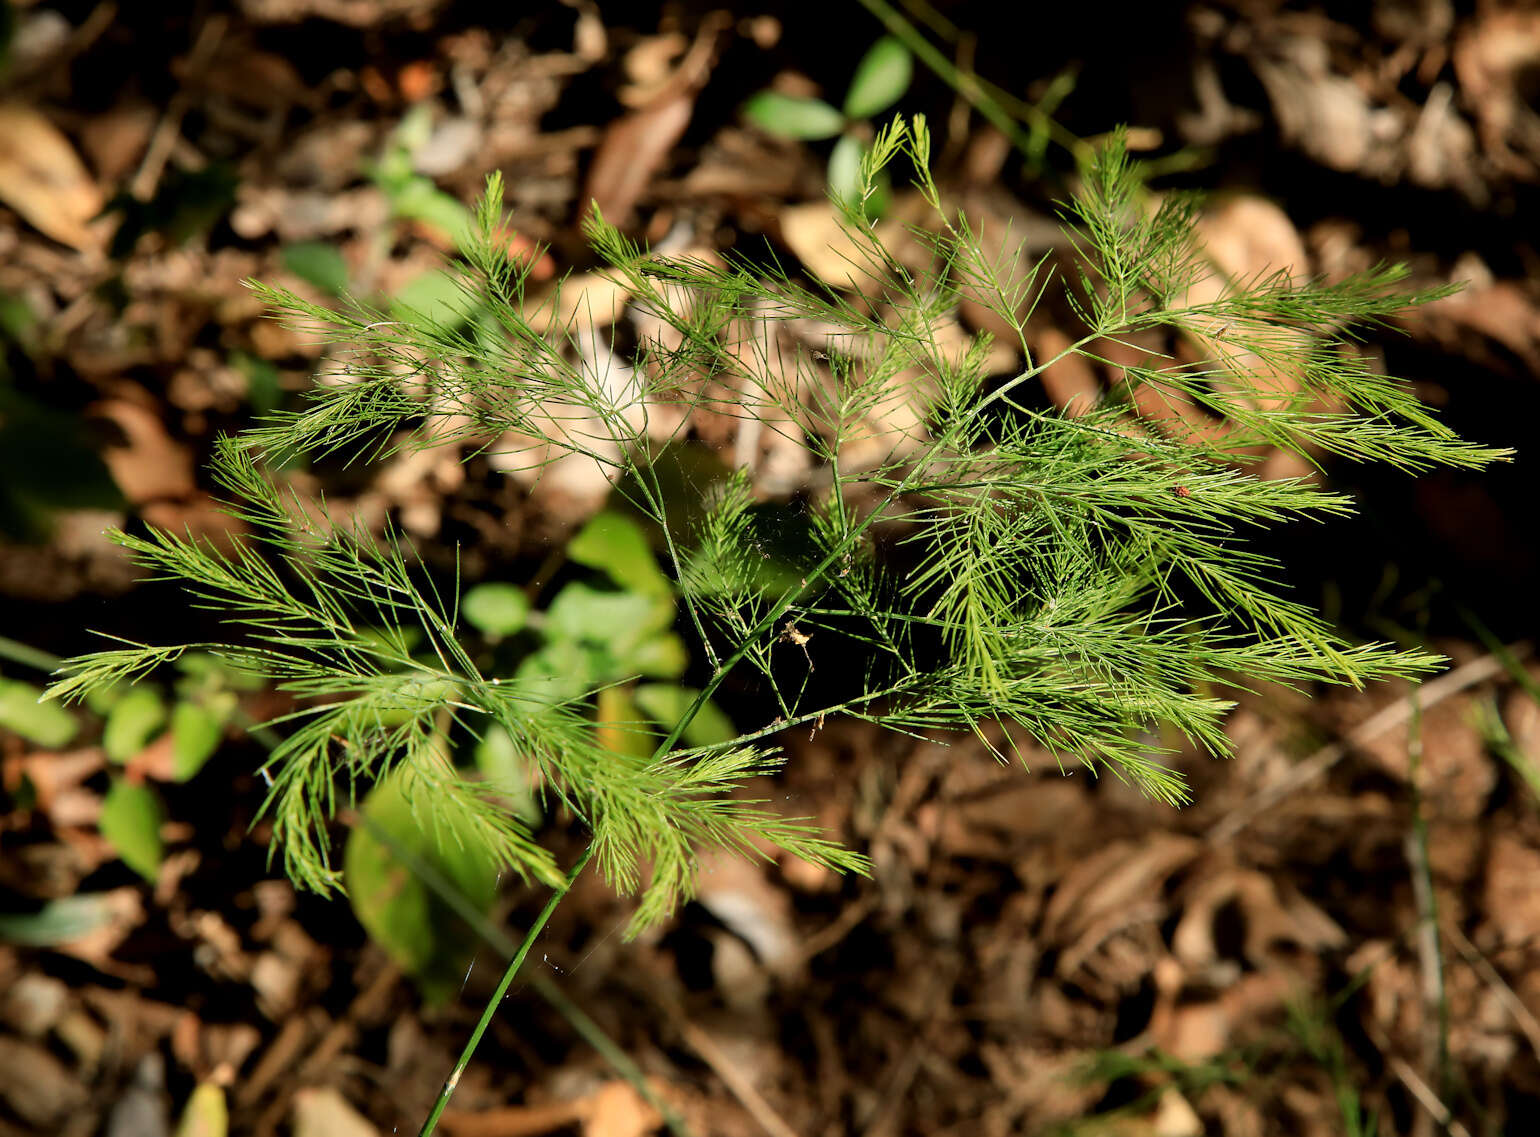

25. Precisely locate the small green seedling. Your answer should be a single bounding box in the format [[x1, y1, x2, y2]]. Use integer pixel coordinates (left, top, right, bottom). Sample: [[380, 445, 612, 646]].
[[743, 36, 913, 217], [0, 652, 261, 883], [343, 509, 735, 998]]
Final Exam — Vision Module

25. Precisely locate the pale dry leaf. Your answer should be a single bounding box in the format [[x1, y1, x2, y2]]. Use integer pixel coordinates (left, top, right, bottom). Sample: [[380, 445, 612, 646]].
[[1248, 36, 1378, 173], [525, 272, 633, 335], [0, 103, 106, 252], [619, 33, 689, 107], [779, 201, 881, 293], [291, 1086, 379, 1137], [0, 972, 69, 1038], [695, 849, 802, 981]]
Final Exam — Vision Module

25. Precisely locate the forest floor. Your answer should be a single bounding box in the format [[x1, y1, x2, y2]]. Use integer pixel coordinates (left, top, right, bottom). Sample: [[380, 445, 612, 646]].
[[4, 2, 1540, 1135]]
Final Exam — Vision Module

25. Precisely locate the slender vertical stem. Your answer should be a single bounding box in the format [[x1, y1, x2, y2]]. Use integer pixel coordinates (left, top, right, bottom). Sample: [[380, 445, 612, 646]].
[[362, 815, 693, 1135], [417, 843, 595, 1137]]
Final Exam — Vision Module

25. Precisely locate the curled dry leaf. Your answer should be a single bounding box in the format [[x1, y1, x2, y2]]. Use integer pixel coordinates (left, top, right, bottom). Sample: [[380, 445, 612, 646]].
[[694, 849, 803, 981], [1041, 833, 1200, 954], [0, 103, 106, 252], [1453, 9, 1540, 175], [1170, 866, 1346, 978], [91, 398, 198, 505]]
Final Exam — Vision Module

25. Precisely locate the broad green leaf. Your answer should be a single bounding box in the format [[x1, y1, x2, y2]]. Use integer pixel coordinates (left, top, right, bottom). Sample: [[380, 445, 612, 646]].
[[84, 682, 126, 716], [568, 511, 670, 595], [343, 768, 501, 1003], [392, 268, 470, 329], [634, 684, 737, 747], [471, 723, 541, 826], [280, 241, 349, 295], [628, 632, 688, 679], [742, 92, 845, 140], [171, 701, 223, 781], [842, 37, 912, 119], [0, 893, 124, 946], [173, 1083, 228, 1137], [512, 639, 597, 706], [100, 779, 164, 881], [387, 177, 474, 248], [0, 678, 78, 747], [545, 582, 674, 647], [103, 686, 166, 763], [461, 582, 530, 638], [827, 134, 867, 207]]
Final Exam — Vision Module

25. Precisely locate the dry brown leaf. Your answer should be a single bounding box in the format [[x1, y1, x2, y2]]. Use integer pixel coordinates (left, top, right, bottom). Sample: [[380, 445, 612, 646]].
[[92, 398, 197, 505], [1453, 9, 1540, 174], [585, 92, 695, 228], [1041, 833, 1200, 948], [0, 1035, 88, 1126], [1352, 691, 1496, 820], [0, 103, 105, 252], [1031, 326, 1100, 416], [1483, 834, 1540, 949]]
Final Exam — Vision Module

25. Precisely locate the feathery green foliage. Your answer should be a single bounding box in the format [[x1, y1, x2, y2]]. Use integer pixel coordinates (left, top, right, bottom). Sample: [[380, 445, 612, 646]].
[[47, 118, 1506, 932]]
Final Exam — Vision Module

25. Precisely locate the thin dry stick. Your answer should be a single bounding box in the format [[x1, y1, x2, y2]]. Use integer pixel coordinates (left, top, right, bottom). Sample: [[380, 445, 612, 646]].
[[1207, 645, 1529, 844], [1444, 921, 1540, 1064], [670, 1014, 803, 1137], [1363, 1016, 1472, 1137], [1403, 691, 1447, 1137]]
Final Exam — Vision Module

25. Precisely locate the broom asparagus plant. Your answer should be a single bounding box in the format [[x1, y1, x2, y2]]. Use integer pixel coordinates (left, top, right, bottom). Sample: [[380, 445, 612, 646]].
[[46, 118, 1505, 1129]]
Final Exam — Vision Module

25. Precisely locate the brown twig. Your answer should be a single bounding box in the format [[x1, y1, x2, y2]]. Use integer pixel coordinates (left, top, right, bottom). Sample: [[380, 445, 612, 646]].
[[1207, 645, 1528, 844], [129, 15, 227, 201]]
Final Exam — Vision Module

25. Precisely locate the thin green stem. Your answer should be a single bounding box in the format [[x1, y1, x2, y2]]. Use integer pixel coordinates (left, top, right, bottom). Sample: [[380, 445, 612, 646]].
[[359, 815, 693, 1136], [0, 636, 63, 674], [853, 0, 1090, 164], [418, 843, 595, 1137]]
